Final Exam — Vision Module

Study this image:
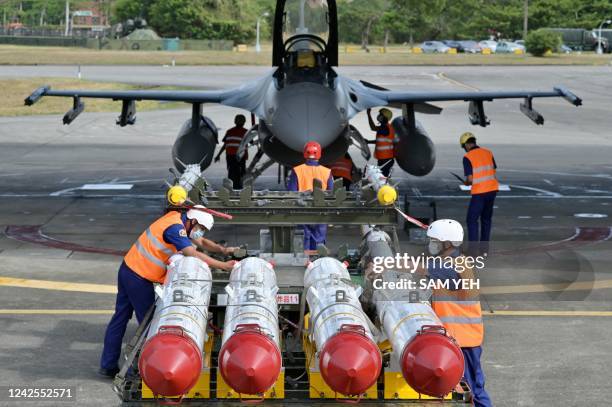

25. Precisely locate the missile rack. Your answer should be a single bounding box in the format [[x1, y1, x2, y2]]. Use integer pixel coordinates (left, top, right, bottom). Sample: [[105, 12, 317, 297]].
[[114, 183, 472, 405]]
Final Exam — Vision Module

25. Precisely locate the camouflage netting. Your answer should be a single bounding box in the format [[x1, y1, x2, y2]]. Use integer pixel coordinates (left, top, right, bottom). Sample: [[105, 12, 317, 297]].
[[124, 29, 161, 40]]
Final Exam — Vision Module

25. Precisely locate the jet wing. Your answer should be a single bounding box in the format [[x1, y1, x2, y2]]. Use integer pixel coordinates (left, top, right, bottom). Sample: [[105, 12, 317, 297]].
[[339, 76, 580, 125], [25, 88, 228, 104], [367, 86, 582, 126], [360, 80, 443, 114], [24, 86, 239, 126], [24, 72, 275, 126], [371, 87, 581, 105]]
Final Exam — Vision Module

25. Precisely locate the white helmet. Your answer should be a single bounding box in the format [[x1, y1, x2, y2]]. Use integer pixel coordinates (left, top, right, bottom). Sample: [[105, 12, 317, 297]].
[[426, 219, 463, 247], [186, 205, 214, 230]]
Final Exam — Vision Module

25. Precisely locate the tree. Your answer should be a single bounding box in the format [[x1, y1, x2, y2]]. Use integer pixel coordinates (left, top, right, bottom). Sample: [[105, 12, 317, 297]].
[[525, 28, 561, 55], [149, 0, 209, 39], [113, 0, 151, 23], [387, 0, 481, 42], [337, 0, 388, 47]]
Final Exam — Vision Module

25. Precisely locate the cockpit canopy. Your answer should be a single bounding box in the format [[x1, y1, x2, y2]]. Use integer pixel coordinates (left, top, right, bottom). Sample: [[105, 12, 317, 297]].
[[283, 0, 329, 48], [273, 0, 338, 67]]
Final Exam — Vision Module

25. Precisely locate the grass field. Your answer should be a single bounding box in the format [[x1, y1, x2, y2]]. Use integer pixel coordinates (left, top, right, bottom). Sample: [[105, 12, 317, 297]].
[[0, 78, 185, 116], [1, 44, 611, 66]]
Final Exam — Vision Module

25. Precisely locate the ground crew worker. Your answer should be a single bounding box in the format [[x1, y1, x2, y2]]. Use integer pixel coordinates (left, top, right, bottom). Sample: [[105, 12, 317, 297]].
[[98, 206, 237, 378], [416, 219, 492, 407], [287, 141, 333, 250], [367, 107, 395, 177], [460, 132, 498, 256], [330, 152, 356, 190], [214, 114, 248, 189]]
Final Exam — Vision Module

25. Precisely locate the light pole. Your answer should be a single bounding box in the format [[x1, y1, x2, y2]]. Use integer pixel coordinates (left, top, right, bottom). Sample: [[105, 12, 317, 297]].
[[255, 11, 270, 53], [64, 0, 70, 37], [597, 18, 611, 54], [523, 0, 528, 40]]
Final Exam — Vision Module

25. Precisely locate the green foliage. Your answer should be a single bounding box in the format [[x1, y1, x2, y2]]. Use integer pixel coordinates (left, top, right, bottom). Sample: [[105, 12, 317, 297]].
[[113, 0, 150, 23], [2, 0, 70, 26], [145, 0, 256, 42], [338, 0, 387, 44], [4, 0, 612, 45], [113, 0, 266, 42], [525, 28, 562, 56], [148, 0, 208, 39]]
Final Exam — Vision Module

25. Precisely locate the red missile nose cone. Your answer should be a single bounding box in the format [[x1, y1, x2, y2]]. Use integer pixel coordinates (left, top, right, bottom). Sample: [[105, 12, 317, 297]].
[[219, 330, 281, 395], [319, 331, 382, 396], [401, 331, 464, 398], [138, 332, 202, 397]]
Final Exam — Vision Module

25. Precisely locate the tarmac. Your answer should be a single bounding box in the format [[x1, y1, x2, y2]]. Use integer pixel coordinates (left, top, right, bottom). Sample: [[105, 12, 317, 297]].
[[0, 65, 611, 406]]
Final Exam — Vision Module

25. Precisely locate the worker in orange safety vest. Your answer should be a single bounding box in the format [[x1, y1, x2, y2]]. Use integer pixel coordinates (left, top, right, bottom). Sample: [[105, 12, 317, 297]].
[[367, 107, 396, 177], [287, 141, 334, 250], [415, 219, 492, 407], [460, 132, 499, 256], [330, 152, 356, 191], [99, 206, 237, 378], [215, 114, 249, 189]]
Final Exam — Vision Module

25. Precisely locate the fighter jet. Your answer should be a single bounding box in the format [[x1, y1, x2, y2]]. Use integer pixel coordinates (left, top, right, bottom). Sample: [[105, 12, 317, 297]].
[[25, 0, 582, 179]]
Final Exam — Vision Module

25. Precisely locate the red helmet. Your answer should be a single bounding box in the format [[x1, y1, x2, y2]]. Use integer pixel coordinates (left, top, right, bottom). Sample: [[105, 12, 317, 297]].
[[303, 141, 322, 160]]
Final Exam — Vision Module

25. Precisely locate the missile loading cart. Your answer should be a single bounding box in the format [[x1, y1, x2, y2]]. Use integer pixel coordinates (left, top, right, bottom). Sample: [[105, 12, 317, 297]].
[[114, 167, 471, 405]]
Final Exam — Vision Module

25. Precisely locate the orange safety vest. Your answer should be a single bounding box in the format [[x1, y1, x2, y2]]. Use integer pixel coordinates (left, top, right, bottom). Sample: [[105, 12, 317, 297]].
[[293, 164, 331, 192], [374, 123, 395, 160], [464, 147, 498, 195], [224, 127, 248, 156], [431, 261, 483, 347], [124, 211, 186, 283], [331, 156, 353, 181]]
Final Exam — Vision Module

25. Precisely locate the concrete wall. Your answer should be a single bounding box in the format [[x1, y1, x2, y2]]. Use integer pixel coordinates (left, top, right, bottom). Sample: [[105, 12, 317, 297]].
[[0, 35, 88, 47], [0, 36, 234, 51], [95, 38, 233, 51]]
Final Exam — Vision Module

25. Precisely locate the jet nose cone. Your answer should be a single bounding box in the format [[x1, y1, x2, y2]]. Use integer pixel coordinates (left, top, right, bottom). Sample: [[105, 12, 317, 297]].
[[272, 83, 344, 151]]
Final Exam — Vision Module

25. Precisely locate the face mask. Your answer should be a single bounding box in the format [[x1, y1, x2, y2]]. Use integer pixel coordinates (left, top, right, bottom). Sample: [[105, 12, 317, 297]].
[[190, 228, 205, 240], [428, 240, 442, 255]]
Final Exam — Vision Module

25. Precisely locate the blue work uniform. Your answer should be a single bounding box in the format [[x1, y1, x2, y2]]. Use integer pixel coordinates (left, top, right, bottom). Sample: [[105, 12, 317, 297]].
[[100, 213, 193, 371], [463, 147, 498, 255], [428, 249, 492, 407], [287, 159, 334, 250]]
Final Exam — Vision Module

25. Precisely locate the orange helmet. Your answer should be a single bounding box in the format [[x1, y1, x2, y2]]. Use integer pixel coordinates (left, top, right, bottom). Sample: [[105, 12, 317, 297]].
[[303, 141, 322, 160]]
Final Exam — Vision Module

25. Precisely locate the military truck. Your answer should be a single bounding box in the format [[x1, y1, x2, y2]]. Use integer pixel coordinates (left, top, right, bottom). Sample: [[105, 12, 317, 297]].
[[545, 28, 609, 52]]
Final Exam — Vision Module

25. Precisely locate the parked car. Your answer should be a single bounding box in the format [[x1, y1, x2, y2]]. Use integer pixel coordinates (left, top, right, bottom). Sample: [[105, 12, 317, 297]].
[[458, 40, 482, 53], [419, 41, 451, 53], [496, 41, 525, 53], [559, 44, 572, 53], [515, 39, 525, 46], [478, 40, 498, 52], [442, 40, 462, 52]]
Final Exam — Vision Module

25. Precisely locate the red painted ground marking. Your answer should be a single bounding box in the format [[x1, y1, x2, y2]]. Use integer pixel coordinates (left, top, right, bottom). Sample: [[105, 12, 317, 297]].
[[3, 226, 610, 258], [494, 227, 611, 255], [4, 225, 126, 256]]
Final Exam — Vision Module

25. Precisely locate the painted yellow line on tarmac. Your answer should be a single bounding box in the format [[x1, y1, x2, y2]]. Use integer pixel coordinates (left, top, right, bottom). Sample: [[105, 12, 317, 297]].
[[0, 277, 116, 294], [482, 279, 612, 295], [437, 72, 480, 91], [486, 310, 612, 317], [1, 276, 612, 296], [0, 309, 113, 315]]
